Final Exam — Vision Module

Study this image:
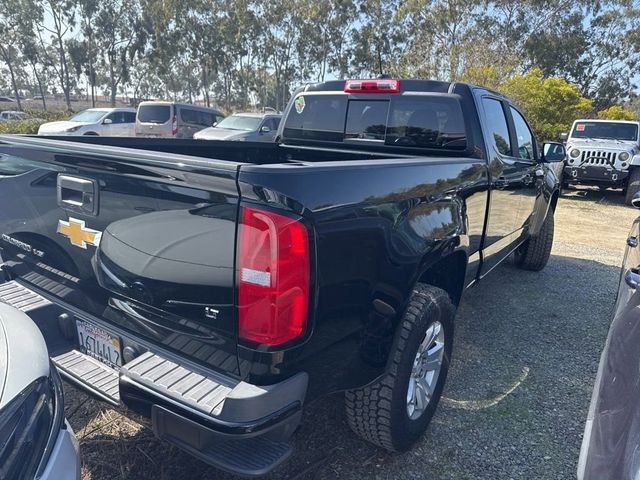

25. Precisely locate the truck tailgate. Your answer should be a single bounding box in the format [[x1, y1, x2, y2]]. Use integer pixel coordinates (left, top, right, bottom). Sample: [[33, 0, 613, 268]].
[[0, 137, 242, 380]]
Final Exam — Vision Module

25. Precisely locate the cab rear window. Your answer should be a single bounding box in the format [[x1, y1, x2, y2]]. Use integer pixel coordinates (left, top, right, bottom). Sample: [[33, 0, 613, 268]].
[[283, 94, 467, 150]]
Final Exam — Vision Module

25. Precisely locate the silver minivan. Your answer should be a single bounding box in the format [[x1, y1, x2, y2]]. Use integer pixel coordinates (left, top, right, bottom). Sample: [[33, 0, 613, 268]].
[[135, 101, 225, 138]]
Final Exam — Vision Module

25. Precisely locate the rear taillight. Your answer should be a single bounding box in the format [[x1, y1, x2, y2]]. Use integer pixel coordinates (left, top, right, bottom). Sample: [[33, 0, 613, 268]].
[[171, 115, 178, 136], [238, 207, 310, 347], [344, 79, 400, 93]]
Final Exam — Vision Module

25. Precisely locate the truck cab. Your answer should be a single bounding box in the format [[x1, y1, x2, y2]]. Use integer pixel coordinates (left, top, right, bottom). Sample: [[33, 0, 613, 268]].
[[563, 119, 640, 203]]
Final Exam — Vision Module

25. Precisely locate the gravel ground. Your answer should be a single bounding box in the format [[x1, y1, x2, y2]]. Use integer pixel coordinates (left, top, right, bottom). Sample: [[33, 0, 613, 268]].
[[66, 186, 637, 480]]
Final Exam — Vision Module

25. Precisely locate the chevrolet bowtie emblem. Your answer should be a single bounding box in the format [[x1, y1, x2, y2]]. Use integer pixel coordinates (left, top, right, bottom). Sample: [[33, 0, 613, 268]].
[[57, 218, 102, 249]]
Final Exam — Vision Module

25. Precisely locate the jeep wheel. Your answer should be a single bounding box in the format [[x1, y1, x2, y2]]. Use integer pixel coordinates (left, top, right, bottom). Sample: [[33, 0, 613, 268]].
[[514, 210, 554, 271], [625, 168, 640, 205], [345, 284, 454, 452]]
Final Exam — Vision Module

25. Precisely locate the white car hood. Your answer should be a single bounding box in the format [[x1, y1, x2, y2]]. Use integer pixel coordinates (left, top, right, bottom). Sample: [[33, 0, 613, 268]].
[[194, 127, 246, 140], [38, 120, 88, 134], [0, 303, 50, 408], [569, 139, 639, 151]]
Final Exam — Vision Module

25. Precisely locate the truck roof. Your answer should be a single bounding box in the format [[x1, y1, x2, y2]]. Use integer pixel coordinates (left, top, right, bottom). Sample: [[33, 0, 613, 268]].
[[302, 78, 510, 101]]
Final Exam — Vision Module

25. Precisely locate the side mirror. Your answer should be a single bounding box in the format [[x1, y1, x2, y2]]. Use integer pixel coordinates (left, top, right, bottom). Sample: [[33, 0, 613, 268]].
[[633, 192, 640, 209], [542, 142, 566, 163], [212, 122, 218, 127], [103, 118, 113, 125], [260, 125, 271, 133], [558, 132, 568, 142]]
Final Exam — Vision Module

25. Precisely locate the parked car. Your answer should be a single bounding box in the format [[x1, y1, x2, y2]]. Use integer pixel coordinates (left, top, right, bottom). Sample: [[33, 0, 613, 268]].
[[135, 101, 225, 138], [194, 112, 281, 142], [578, 191, 640, 479], [0, 303, 80, 480], [0, 77, 564, 476], [0, 96, 15, 103], [562, 119, 640, 204], [37, 108, 137, 136], [0, 110, 29, 122]]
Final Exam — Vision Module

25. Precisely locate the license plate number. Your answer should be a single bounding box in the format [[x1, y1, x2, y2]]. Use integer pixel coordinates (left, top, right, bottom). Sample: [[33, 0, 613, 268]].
[[76, 320, 122, 368]]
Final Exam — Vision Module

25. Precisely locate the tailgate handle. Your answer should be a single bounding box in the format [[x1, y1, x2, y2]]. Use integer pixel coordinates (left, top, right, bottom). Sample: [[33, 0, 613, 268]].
[[57, 175, 99, 216]]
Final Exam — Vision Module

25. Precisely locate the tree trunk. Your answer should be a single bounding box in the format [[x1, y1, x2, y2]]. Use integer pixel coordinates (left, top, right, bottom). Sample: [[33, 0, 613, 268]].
[[56, 34, 71, 109], [0, 47, 22, 111], [87, 27, 96, 107], [201, 67, 210, 107], [32, 64, 47, 111], [109, 55, 117, 106]]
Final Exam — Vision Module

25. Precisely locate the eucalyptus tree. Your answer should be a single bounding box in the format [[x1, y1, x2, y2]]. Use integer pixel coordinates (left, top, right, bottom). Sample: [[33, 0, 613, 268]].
[[348, 0, 404, 77], [398, 0, 480, 80], [38, 0, 76, 109], [75, 0, 99, 106], [91, 0, 146, 106], [22, 37, 50, 109], [0, 0, 40, 109]]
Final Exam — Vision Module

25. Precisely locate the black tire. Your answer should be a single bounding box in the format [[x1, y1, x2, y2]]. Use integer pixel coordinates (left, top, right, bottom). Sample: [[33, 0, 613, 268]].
[[345, 284, 455, 452], [514, 210, 554, 271], [625, 168, 640, 205]]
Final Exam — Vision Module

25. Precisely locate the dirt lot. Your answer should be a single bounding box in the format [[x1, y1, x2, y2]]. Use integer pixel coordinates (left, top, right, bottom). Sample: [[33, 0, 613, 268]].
[[65, 187, 637, 480]]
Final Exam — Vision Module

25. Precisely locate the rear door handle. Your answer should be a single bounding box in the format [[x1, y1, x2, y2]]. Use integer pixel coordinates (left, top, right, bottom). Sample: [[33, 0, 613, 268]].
[[57, 174, 99, 216], [625, 268, 640, 289]]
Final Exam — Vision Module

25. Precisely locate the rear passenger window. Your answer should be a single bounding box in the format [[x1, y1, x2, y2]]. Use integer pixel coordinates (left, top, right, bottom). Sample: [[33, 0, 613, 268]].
[[345, 101, 388, 141], [510, 107, 535, 160], [283, 94, 466, 149], [199, 111, 216, 127], [123, 112, 136, 123], [385, 97, 466, 149], [283, 95, 348, 142], [482, 98, 511, 156]]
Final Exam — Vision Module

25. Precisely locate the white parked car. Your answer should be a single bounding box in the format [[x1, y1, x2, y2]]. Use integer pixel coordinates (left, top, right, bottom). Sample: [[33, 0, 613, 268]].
[[0, 110, 30, 122], [0, 303, 80, 479], [38, 108, 137, 136]]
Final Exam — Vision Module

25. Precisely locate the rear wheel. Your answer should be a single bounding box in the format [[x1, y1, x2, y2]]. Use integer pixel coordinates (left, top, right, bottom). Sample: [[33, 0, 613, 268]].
[[514, 210, 554, 271], [625, 168, 640, 205], [345, 284, 454, 452]]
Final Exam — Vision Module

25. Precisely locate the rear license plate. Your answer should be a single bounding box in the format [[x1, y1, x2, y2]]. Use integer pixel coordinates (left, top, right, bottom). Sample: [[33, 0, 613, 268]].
[[76, 320, 122, 368]]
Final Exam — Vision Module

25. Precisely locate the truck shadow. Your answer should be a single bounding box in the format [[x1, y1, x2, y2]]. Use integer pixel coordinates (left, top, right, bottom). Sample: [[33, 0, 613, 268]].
[[66, 253, 619, 480], [562, 185, 627, 206]]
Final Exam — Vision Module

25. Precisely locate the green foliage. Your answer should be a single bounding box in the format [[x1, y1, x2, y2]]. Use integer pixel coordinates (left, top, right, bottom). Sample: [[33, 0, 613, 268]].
[[459, 66, 503, 91], [501, 69, 593, 141], [0, 119, 44, 134], [597, 105, 637, 121], [0, 110, 70, 134]]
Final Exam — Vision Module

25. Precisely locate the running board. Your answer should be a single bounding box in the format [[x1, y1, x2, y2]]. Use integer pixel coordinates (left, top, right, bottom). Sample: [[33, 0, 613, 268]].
[[120, 352, 237, 417], [52, 349, 121, 405], [0, 281, 51, 312]]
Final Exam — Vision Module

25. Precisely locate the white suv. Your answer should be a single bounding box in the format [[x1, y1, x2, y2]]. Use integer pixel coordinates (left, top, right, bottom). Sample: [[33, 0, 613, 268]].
[[38, 108, 137, 136], [0, 303, 80, 479]]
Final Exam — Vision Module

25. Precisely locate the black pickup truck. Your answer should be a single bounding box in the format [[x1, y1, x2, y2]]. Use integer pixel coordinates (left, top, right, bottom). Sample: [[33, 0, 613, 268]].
[[0, 79, 564, 476]]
